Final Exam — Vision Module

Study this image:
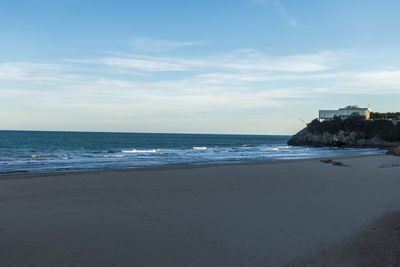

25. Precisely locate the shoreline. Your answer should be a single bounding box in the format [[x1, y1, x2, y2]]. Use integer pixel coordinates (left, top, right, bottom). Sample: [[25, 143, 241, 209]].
[[0, 152, 384, 179]]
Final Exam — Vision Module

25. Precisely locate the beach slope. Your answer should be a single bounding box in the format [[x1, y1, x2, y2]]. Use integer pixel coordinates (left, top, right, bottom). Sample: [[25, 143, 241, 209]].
[[1, 155, 400, 266]]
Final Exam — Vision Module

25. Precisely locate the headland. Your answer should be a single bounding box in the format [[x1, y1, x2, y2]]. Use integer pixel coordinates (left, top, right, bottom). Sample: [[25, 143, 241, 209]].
[[288, 107, 400, 148]]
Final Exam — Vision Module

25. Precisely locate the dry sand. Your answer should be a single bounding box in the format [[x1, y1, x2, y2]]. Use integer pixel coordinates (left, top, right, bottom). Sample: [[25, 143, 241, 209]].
[[1, 154, 400, 266]]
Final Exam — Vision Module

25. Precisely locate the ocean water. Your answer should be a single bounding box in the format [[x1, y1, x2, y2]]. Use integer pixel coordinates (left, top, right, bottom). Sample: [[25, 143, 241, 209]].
[[0, 130, 384, 174]]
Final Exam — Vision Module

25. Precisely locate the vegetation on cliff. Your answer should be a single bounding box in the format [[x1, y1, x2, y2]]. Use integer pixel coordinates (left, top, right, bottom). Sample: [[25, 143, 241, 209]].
[[288, 115, 400, 147], [308, 116, 400, 142], [370, 112, 400, 120]]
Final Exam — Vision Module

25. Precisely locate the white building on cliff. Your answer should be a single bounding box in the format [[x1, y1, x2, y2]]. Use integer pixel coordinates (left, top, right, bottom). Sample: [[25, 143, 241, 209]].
[[319, 106, 371, 121]]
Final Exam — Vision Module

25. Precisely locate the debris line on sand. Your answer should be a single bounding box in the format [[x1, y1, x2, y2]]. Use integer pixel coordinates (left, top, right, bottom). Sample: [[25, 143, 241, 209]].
[[320, 159, 349, 167]]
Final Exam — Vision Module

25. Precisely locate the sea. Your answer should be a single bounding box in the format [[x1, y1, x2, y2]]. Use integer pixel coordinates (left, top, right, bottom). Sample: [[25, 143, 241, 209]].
[[0, 130, 384, 175]]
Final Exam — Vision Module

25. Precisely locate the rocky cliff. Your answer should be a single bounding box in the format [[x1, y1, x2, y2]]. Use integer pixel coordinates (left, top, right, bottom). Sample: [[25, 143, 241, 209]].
[[287, 128, 400, 148], [288, 116, 400, 148]]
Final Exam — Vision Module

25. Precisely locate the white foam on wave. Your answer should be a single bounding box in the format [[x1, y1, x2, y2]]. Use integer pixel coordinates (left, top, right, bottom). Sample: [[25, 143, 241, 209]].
[[100, 154, 126, 158], [193, 146, 207, 150], [264, 146, 291, 151], [21, 154, 47, 160], [22, 154, 41, 158], [122, 149, 161, 153], [22, 154, 72, 160]]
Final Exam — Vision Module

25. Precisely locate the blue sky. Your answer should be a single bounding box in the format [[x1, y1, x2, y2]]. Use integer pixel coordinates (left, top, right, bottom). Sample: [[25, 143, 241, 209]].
[[1, 0, 400, 134]]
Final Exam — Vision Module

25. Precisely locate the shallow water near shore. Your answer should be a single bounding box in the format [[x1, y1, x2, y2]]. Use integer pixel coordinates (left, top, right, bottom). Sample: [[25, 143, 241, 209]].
[[0, 130, 384, 174]]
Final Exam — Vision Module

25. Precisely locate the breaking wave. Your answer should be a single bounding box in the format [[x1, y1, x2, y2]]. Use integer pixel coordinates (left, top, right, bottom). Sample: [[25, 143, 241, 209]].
[[192, 146, 207, 150], [121, 149, 162, 153], [0, 131, 384, 174]]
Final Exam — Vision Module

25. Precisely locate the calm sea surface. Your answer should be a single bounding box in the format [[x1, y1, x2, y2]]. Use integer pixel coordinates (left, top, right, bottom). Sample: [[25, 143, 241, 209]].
[[0, 130, 384, 174]]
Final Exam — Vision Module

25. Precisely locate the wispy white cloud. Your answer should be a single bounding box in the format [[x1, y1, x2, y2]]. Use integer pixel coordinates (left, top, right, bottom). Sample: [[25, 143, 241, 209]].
[[216, 50, 335, 72], [0, 62, 62, 79], [252, 0, 297, 27], [0, 49, 345, 110], [275, 0, 297, 27], [334, 70, 400, 95], [4, 49, 392, 100], [67, 55, 206, 72], [100, 56, 196, 72], [195, 71, 348, 85], [69, 50, 338, 73], [2, 52, 327, 120], [289, 69, 400, 96], [128, 37, 207, 52], [2, 47, 400, 133], [3, 46, 400, 133]]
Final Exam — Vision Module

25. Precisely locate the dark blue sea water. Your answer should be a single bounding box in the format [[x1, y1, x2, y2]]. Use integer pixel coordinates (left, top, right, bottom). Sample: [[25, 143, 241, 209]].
[[0, 131, 384, 174]]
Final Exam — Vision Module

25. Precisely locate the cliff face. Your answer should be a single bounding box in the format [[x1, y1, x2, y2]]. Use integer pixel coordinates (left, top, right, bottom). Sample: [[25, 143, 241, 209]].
[[288, 115, 400, 148], [287, 127, 400, 148]]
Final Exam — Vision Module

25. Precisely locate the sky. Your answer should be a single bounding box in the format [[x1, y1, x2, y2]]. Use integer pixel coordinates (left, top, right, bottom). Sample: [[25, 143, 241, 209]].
[[1, 0, 400, 134]]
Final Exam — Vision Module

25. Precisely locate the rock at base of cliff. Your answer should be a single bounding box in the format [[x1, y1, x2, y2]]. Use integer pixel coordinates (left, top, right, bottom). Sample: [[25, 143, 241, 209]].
[[386, 146, 400, 156]]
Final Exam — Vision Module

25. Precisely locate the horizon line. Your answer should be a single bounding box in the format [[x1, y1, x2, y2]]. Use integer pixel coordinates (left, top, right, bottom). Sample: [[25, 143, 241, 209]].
[[0, 129, 292, 136]]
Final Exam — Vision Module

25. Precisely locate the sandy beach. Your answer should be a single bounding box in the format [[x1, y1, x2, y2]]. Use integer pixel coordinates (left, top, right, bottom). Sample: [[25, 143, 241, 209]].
[[1, 154, 400, 266]]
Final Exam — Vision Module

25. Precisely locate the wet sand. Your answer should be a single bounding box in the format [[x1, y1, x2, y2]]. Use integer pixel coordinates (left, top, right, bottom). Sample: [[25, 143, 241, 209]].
[[1, 154, 400, 266]]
